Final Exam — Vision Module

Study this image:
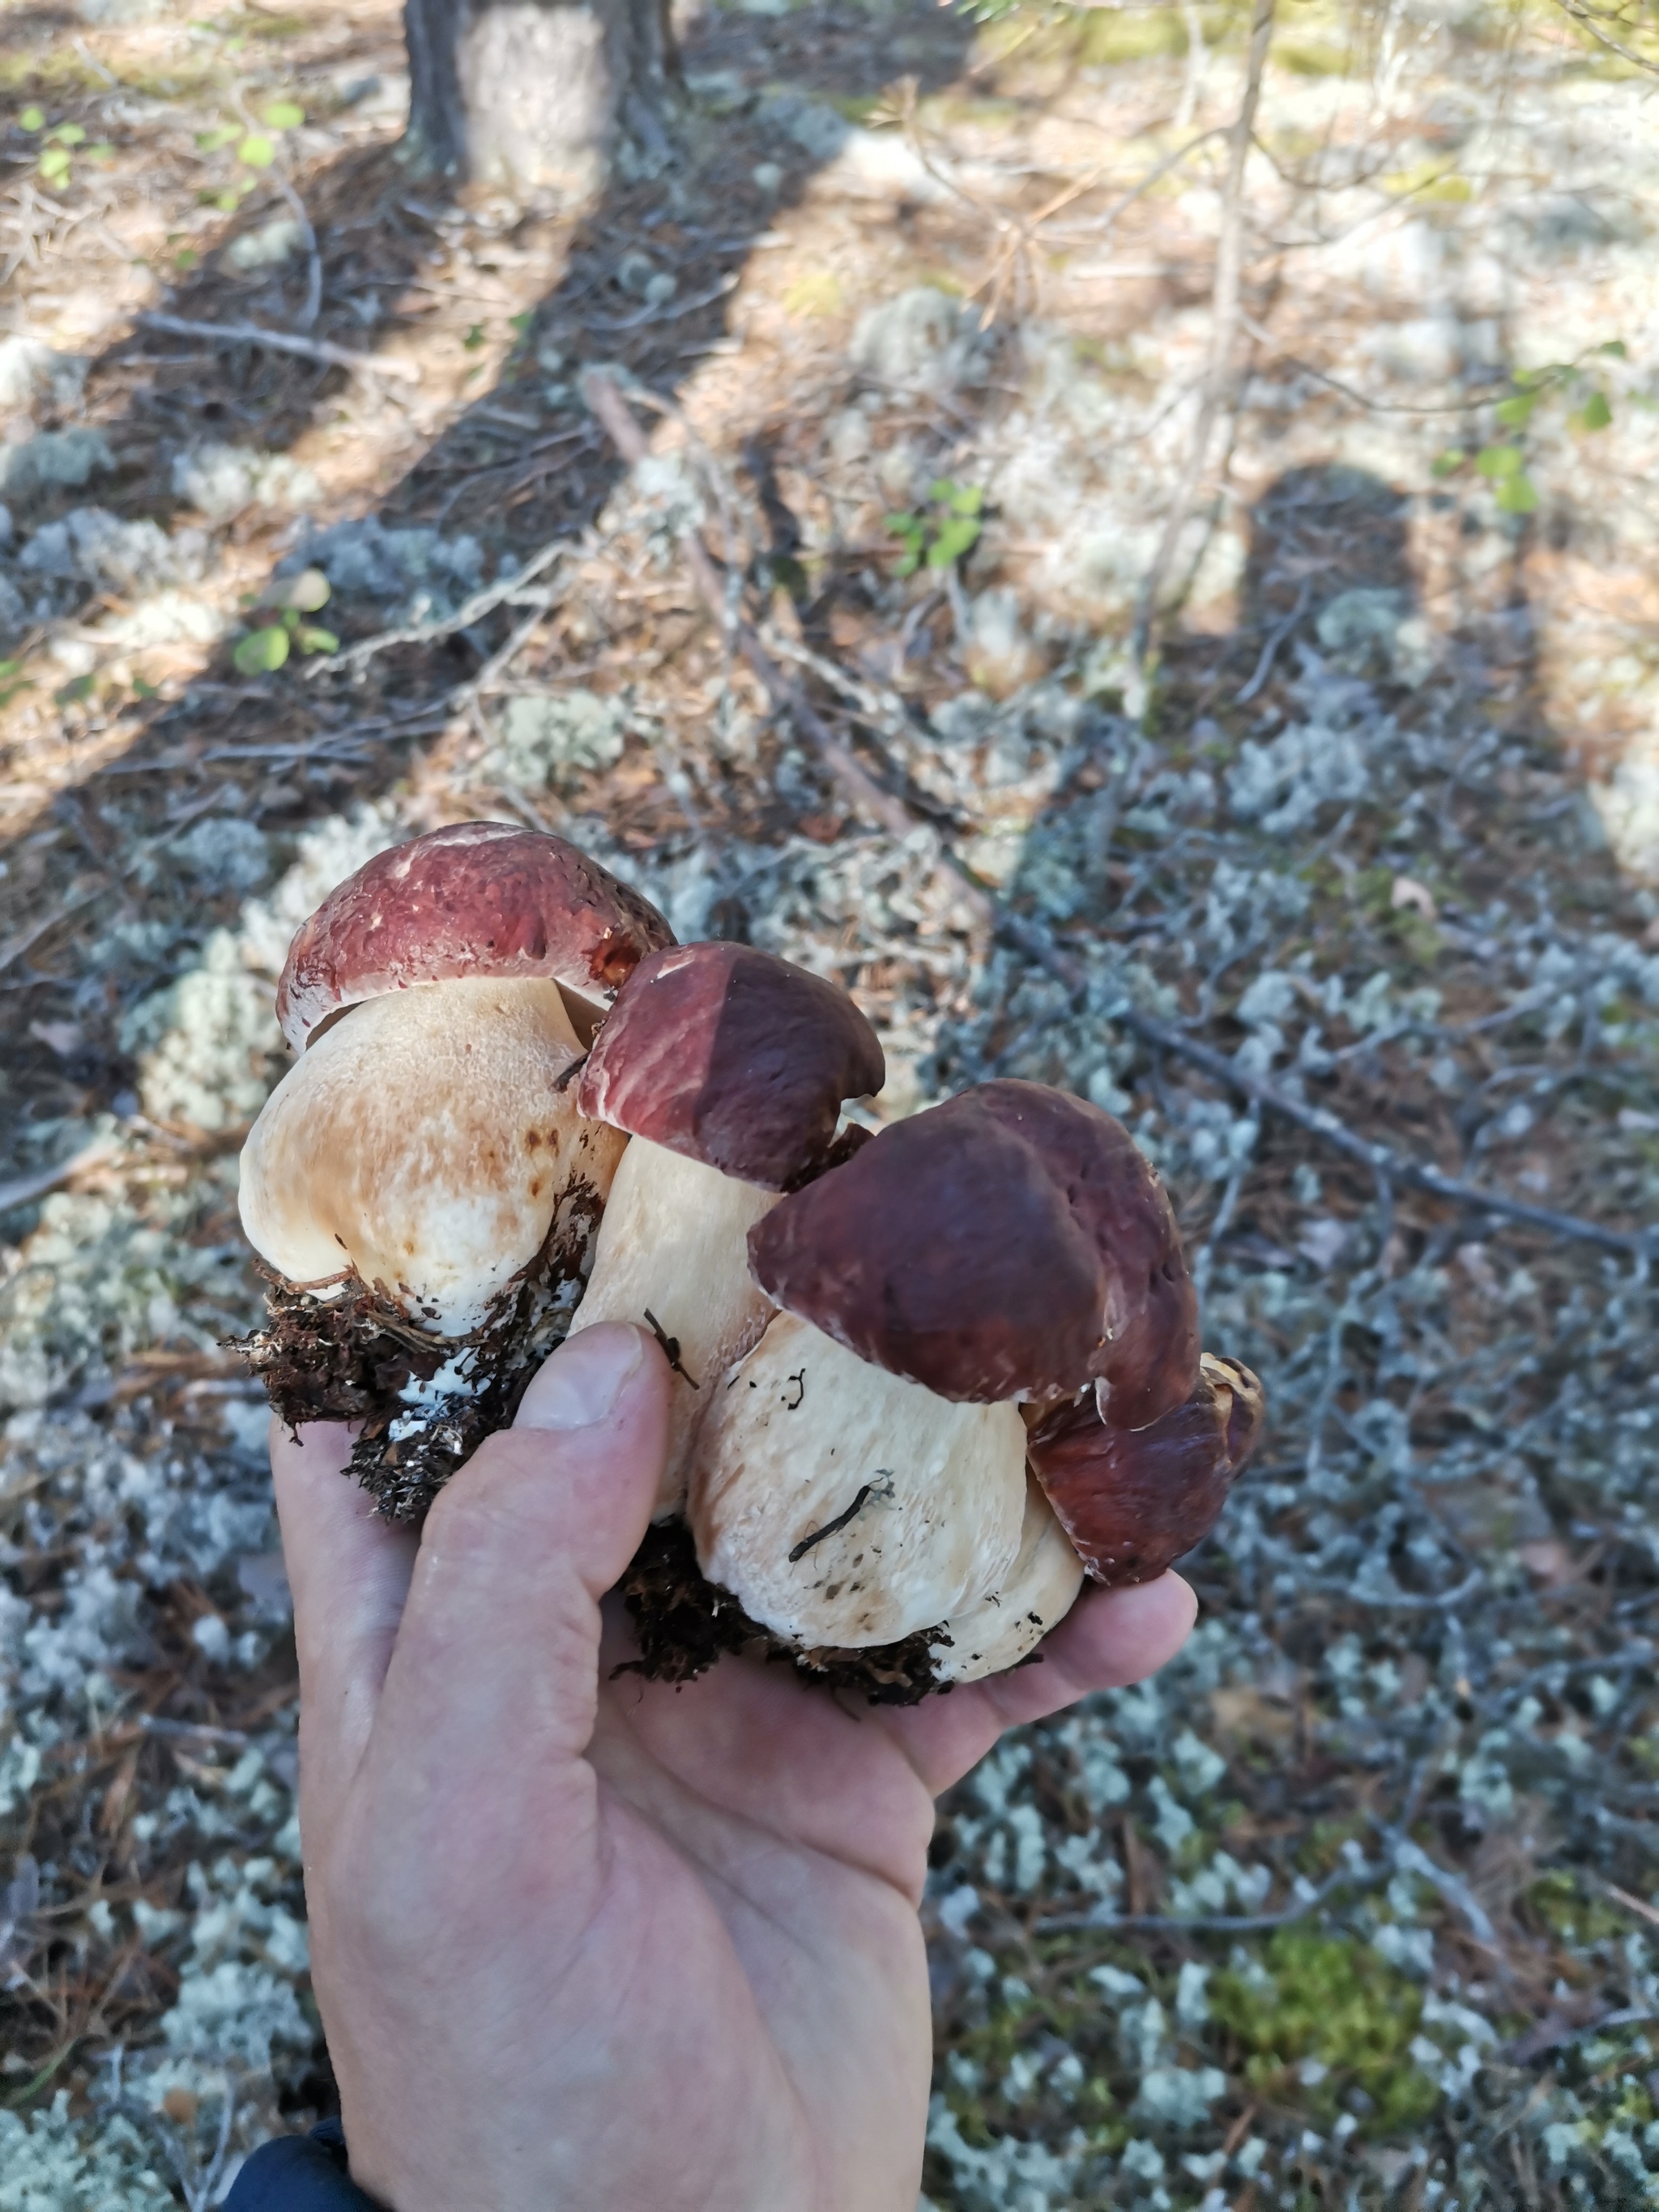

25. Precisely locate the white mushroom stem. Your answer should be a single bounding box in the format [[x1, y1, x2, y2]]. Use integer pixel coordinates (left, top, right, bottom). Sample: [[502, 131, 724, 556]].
[[566, 1138, 778, 1516], [930, 1477, 1085, 1684], [239, 975, 625, 1336], [687, 1311, 1028, 1649]]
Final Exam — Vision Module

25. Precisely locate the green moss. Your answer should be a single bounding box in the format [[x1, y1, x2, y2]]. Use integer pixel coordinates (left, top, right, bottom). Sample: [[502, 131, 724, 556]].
[[1211, 1929, 1440, 2136], [1527, 1870, 1631, 1948]]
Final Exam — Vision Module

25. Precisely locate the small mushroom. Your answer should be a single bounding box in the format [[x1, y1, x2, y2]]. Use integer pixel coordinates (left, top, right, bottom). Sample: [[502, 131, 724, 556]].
[[684, 1078, 1197, 1657], [567, 940, 885, 1513], [237, 824, 672, 1519], [1027, 1352, 1266, 1586], [929, 1477, 1087, 1685]]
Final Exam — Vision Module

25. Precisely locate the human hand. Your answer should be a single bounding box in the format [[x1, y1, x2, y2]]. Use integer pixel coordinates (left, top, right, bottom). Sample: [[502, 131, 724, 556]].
[[273, 1322, 1197, 2212]]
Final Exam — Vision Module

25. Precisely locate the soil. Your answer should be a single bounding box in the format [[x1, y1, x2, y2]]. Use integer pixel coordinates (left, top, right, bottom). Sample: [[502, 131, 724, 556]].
[[619, 1515, 954, 1705], [237, 1179, 607, 1521]]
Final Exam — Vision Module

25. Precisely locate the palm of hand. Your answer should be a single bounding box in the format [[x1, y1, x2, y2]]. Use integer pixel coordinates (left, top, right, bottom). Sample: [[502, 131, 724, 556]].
[[276, 1328, 1193, 2212]]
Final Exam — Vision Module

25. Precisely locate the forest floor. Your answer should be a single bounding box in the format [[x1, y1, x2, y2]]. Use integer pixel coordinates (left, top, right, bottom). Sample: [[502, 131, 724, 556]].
[[2, 0, 1659, 2204]]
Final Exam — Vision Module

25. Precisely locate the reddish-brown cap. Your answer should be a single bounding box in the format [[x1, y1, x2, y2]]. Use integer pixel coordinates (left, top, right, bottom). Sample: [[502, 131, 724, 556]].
[[275, 823, 674, 1050], [1027, 1353, 1265, 1586], [577, 941, 885, 1191], [746, 1078, 1199, 1416]]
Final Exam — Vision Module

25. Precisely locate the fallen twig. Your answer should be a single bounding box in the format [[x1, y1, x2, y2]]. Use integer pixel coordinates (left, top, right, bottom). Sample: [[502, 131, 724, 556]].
[[137, 313, 420, 383], [582, 372, 917, 842], [0, 1136, 121, 1217], [305, 538, 573, 675]]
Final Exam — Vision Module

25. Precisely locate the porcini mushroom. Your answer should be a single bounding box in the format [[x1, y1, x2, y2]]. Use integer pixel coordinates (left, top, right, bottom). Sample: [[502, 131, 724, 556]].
[[237, 822, 672, 1519], [565, 939, 885, 1513], [676, 1079, 1202, 1674], [1027, 1352, 1265, 1587], [235, 825, 1268, 1700]]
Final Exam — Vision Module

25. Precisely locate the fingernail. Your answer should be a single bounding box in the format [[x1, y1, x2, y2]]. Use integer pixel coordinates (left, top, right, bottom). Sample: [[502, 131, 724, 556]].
[[516, 1324, 644, 1432]]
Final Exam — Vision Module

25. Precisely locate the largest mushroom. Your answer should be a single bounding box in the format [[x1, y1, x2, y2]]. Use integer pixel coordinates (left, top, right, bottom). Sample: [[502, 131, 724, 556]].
[[237, 822, 672, 1519]]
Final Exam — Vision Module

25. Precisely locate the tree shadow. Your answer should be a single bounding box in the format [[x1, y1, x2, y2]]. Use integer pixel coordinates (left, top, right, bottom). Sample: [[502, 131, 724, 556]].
[[0, 0, 975, 1160]]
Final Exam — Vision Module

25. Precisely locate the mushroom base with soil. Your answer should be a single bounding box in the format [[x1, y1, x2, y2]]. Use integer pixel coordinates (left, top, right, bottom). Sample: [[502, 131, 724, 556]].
[[616, 1519, 959, 1707], [237, 1187, 608, 1523]]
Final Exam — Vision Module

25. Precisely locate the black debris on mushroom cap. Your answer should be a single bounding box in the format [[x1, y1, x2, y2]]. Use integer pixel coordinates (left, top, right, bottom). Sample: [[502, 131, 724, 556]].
[[276, 823, 675, 1051], [746, 1078, 1199, 1421], [578, 942, 885, 1191], [1027, 1353, 1265, 1586]]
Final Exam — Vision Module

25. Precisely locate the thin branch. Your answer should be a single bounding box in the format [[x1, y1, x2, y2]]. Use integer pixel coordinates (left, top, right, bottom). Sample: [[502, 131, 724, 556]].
[[305, 537, 573, 674], [1131, 0, 1276, 674], [1548, 0, 1659, 75], [137, 313, 420, 383], [582, 373, 916, 843], [0, 1138, 121, 1217]]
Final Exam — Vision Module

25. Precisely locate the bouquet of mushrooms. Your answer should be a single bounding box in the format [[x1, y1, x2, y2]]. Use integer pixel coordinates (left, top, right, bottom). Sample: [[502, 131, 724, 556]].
[[238, 823, 1263, 1702]]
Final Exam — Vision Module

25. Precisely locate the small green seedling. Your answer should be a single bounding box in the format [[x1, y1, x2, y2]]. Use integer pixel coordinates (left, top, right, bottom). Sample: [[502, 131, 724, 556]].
[[1434, 341, 1623, 517], [195, 98, 305, 211], [232, 569, 338, 676], [885, 479, 985, 577], [22, 113, 115, 191]]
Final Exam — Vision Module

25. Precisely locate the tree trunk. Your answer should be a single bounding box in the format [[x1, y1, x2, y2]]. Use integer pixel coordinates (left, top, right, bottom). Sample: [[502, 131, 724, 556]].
[[403, 0, 678, 197]]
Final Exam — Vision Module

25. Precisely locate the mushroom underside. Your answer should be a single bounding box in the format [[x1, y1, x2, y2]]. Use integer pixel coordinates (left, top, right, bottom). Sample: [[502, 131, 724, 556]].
[[236, 1183, 608, 1523], [616, 1518, 965, 1706]]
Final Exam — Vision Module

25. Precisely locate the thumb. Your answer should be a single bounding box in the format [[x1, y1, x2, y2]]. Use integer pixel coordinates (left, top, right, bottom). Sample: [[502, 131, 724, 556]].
[[366, 1323, 671, 1771]]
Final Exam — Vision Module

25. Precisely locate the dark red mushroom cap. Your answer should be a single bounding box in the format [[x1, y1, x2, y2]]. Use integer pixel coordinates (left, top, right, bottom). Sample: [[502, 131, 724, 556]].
[[275, 823, 674, 1051], [577, 941, 885, 1191], [746, 1078, 1199, 1418], [1027, 1353, 1265, 1586]]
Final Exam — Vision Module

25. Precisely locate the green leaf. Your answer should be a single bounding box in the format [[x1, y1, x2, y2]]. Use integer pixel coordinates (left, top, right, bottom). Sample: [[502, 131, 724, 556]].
[[1569, 390, 1612, 433], [85, 142, 115, 163], [1494, 472, 1538, 515], [883, 512, 919, 535], [463, 322, 488, 350], [38, 147, 71, 183], [19, 105, 45, 131], [1431, 450, 1465, 478], [294, 624, 339, 654], [232, 624, 291, 675], [1474, 444, 1523, 479], [196, 123, 241, 150], [214, 189, 243, 211], [53, 674, 95, 706], [47, 122, 86, 146], [509, 311, 533, 336], [1597, 339, 1628, 359], [1492, 392, 1537, 428], [927, 514, 982, 568], [948, 484, 985, 517], [263, 100, 305, 128], [893, 548, 920, 578], [237, 134, 275, 168]]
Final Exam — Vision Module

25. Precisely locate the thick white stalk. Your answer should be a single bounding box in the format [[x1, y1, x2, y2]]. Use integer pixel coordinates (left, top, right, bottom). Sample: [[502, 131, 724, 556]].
[[931, 1477, 1085, 1685], [567, 1138, 778, 1516], [688, 1312, 1027, 1650]]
